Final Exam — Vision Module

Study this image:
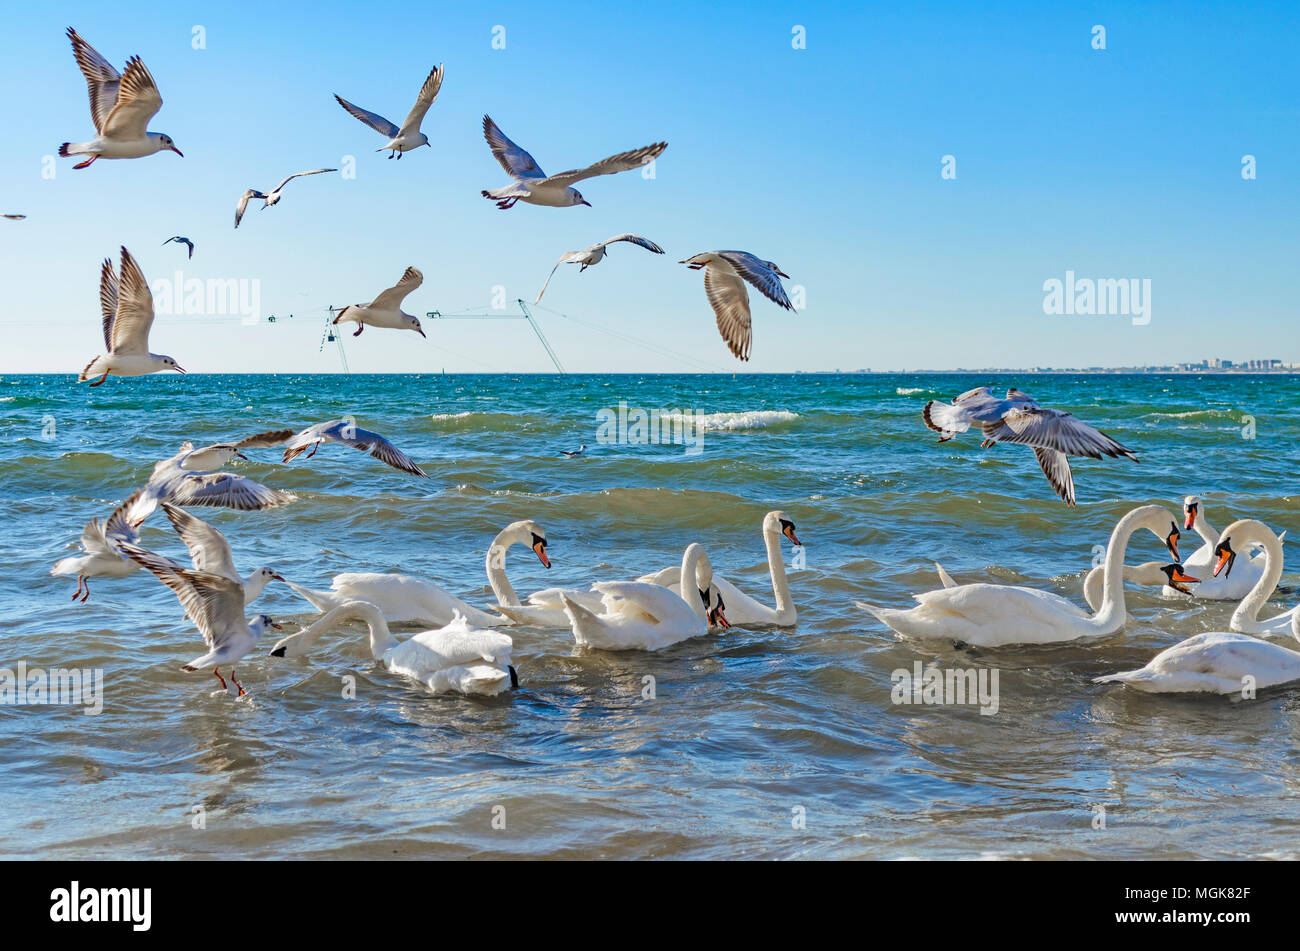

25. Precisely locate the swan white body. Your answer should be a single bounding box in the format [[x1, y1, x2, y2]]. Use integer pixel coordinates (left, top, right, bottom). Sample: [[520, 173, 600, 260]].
[[483, 520, 608, 627], [858, 505, 1179, 647], [560, 544, 723, 651], [1167, 496, 1276, 600], [639, 510, 801, 626], [270, 601, 515, 696], [1095, 607, 1300, 695]]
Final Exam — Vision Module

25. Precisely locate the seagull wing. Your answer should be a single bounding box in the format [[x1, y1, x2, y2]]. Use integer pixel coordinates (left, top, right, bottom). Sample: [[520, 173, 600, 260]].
[[271, 168, 337, 194], [98, 257, 119, 352], [120, 542, 244, 649], [541, 141, 667, 187], [168, 471, 297, 511], [535, 252, 584, 303], [1032, 447, 1077, 506], [109, 247, 155, 355], [334, 94, 399, 139], [100, 56, 163, 141], [67, 28, 121, 135], [234, 189, 262, 228], [286, 420, 426, 476], [161, 502, 240, 581], [231, 429, 296, 450], [982, 407, 1137, 460], [597, 234, 665, 254], [482, 115, 547, 180], [368, 266, 423, 310], [398, 64, 443, 136], [716, 250, 793, 310], [702, 258, 753, 361]]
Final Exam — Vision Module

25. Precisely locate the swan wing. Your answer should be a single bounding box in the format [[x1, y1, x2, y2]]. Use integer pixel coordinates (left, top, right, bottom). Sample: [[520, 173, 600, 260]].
[[1096, 632, 1300, 694], [592, 581, 699, 625]]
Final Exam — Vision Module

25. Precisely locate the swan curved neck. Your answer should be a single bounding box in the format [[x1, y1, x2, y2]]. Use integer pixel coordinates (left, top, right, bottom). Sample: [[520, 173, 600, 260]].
[[485, 528, 521, 607], [763, 521, 793, 614], [1192, 509, 1217, 547], [681, 545, 709, 621], [1095, 508, 1167, 627], [298, 601, 396, 659], [1230, 523, 1285, 629]]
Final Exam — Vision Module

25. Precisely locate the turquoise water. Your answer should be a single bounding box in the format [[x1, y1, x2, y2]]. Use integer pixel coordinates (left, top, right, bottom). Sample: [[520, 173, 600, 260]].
[[2, 372, 1298, 858]]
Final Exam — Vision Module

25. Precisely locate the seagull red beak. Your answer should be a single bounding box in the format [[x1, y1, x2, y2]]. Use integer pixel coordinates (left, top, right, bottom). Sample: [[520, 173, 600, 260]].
[[169, 145, 183, 157], [415, 324, 426, 338], [172, 364, 187, 374], [272, 574, 285, 582], [580, 199, 591, 207]]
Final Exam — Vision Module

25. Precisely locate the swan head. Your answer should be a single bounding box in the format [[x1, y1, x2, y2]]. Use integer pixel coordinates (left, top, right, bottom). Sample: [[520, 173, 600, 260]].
[[507, 519, 550, 568], [1160, 563, 1200, 594], [1183, 495, 1202, 530], [1213, 539, 1236, 578], [708, 591, 730, 629], [764, 510, 802, 547]]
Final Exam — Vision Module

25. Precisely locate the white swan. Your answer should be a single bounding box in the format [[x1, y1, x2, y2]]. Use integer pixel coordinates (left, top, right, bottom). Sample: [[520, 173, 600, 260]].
[[560, 543, 728, 651], [1168, 495, 1278, 600], [1094, 601, 1300, 696], [282, 521, 556, 627], [638, 510, 801, 626], [856, 505, 1180, 647], [269, 600, 516, 696], [1206, 518, 1298, 636], [489, 521, 607, 627]]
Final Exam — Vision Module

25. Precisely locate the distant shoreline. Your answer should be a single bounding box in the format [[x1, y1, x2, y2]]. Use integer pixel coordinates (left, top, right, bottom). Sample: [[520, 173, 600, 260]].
[[2, 369, 1299, 378]]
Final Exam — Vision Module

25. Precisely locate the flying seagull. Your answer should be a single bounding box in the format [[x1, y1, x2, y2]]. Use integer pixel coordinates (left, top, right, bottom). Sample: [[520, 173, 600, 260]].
[[3, 214, 25, 220], [335, 64, 444, 159], [480, 115, 665, 209], [282, 419, 428, 477], [118, 539, 282, 697], [124, 431, 299, 525], [235, 168, 336, 228], [162, 236, 194, 258], [680, 251, 794, 362], [50, 489, 145, 601], [331, 266, 425, 338], [79, 246, 185, 385], [923, 387, 1138, 506], [59, 27, 182, 169], [535, 234, 665, 303]]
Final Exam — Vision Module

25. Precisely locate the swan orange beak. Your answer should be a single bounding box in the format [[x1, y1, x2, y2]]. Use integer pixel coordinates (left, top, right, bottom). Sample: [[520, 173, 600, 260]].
[[1213, 542, 1236, 578], [1165, 524, 1180, 561], [1184, 505, 1197, 530], [532, 540, 550, 569], [1170, 567, 1199, 584], [783, 524, 802, 547]]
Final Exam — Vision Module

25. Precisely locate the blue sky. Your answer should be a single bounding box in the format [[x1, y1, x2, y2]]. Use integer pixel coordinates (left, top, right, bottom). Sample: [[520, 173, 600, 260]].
[[0, 1, 1296, 373]]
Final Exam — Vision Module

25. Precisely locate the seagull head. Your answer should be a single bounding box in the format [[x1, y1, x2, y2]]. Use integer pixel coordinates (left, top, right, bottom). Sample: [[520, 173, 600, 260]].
[[160, 355, 186, 374], [569, 189, 591, 207], [679, 253, 711, 270], [257, 568, 286, 584], [153, 133, 183, 157], [406, 315, 426, 338], [253, 614, 284, 635]]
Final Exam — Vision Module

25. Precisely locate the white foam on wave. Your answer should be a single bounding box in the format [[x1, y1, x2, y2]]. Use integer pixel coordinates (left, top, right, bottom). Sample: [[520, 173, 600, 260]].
[[895, 387, 929, 395], [661, 410, 799, 431]]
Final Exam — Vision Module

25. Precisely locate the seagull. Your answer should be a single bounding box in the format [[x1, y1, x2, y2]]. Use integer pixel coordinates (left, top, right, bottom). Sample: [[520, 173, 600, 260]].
[[282, 419, 428, 477], [535, 234, 665, 303], [3, 214, 25, 220], [79, 246, 185, 386], [50, 489, 144, 601], [334, 64, 444, 159], [157, 503, 285, 606], [480, 115, 666, 209], [559, 445, 586, 458], [59, 28, 182, 169], [235, 168, 336, 228], [162, 236, 194, 259], [118, 540, 282, 697], [680, 251, 795, 361], [922, 387, 1139, 506], [331, 266, 425, 338], [124, 431, 298, 524]]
